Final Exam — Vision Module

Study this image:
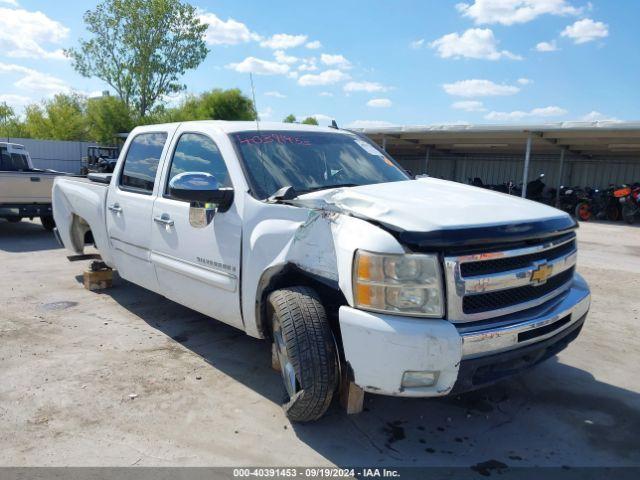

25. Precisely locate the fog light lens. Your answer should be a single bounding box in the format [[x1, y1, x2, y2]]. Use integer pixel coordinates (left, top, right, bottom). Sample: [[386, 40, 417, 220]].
[[401, 370, 439, 388]]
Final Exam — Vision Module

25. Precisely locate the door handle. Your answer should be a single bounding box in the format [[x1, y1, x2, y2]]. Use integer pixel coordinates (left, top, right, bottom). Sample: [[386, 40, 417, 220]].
[[153, 214, 174, 227], [30, 177, 41, 182], [108, 203, 122, 214]]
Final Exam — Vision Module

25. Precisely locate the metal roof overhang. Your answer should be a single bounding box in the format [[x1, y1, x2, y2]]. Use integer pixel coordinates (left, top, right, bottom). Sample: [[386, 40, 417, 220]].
[[354, 121, 640, 158]]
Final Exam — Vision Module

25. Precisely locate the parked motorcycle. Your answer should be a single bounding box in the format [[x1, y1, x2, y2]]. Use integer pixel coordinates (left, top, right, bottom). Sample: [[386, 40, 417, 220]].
[[556, 185, 590, 220], [615, 184, 640, 224], [587, 185, 621, 222]]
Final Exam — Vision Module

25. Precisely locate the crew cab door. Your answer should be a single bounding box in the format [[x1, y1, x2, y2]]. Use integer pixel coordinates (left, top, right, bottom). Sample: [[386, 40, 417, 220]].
[[150, 128, 243, 328], [106, 129, 174, 294]]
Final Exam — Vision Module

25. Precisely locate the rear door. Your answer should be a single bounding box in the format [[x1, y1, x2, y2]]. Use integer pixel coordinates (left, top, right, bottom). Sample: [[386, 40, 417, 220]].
[[150, 127, 243, 328], [106, 129, 174, 294]]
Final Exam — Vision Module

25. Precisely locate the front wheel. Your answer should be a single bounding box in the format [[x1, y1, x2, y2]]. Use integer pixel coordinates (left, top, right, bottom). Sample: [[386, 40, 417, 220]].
[[40, 215, 55, 231], [268, 286, 338, 422]]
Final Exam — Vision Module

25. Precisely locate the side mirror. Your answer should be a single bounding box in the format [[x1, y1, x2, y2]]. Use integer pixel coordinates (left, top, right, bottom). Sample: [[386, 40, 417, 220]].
[[169, 172, 234, 228], [169, 172, 234, 212]]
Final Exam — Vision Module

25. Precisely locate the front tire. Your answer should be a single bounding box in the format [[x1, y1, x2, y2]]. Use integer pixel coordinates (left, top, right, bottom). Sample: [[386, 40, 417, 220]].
[[268, 286, 338, 422], [40, 215, 55, 231]]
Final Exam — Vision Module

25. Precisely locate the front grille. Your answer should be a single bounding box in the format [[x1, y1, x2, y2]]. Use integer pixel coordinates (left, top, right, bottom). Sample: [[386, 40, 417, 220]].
[[444, 233, 578, 323], [462, 268, 574, 314], [461, 239, 576, 277]]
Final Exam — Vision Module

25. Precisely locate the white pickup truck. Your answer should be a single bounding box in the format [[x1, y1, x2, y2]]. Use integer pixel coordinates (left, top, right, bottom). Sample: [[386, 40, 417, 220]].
[[1, 142, 62, 230], [52, 121, 590, 422]]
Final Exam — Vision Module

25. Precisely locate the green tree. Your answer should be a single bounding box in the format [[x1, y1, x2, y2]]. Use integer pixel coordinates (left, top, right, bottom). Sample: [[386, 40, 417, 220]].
[[301, 116, 319, 125], [283, 114, 296, 123], [66, 0, 209, 118], [0, 102, 16, 139], [24, 94, 87, 141], [154, 88, 255, 123], [86, 95, 133, 143]]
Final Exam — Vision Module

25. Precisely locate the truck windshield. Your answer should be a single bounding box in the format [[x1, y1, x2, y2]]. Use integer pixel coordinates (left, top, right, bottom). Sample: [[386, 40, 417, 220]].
[[232, 130, 409, 199]]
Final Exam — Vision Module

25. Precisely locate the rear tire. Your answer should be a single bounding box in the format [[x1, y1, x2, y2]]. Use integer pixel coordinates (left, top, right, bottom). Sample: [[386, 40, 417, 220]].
[[6, 216, 21, 223], [622, 205, 636, 225], [40, 215, 55, 231], [268, 286, 338, 422], [606, 204, 620, 222]]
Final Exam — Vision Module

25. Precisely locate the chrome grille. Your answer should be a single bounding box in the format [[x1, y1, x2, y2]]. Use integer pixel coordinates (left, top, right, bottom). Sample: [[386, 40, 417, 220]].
[[444, 234, 577, 323]]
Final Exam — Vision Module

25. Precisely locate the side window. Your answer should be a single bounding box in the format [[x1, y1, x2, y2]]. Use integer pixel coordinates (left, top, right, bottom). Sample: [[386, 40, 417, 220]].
[[166, 133, 231, 195], [10, 153, 29, 170], [120, 132, 168, 193]]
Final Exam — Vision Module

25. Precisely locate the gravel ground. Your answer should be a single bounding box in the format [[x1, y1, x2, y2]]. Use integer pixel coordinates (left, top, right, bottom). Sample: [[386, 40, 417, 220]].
[[0, 218, 639, 468]]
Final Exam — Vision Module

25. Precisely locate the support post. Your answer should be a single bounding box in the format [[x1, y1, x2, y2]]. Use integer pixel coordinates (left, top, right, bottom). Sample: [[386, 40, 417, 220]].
[[424, 146, 431, 175], [522, 133, 533, 198], [555, 148, 565, 207], [381, 135, 387, 152]]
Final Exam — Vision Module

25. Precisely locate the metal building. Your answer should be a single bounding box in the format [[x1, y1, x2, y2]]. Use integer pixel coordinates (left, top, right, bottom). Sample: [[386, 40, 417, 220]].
[[3, 137, 90, 173], [357, 122, 640, 195]]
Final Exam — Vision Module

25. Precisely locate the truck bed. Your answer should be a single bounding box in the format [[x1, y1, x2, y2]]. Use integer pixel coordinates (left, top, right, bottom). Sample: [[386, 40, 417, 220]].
[[0, 170, 63, 204], [52, 175, 114, 267]]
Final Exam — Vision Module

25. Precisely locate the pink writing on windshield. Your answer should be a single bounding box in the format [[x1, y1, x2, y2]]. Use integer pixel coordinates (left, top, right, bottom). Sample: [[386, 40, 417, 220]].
[[236, 134, 311, 146]]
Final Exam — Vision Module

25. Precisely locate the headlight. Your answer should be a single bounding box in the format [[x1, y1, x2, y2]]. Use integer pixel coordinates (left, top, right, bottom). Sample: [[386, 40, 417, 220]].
[[353, 250, 444, 317]]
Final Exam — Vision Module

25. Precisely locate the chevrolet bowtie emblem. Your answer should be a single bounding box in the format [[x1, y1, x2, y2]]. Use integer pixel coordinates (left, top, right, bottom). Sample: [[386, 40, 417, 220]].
[[531, 263, 553, 284]]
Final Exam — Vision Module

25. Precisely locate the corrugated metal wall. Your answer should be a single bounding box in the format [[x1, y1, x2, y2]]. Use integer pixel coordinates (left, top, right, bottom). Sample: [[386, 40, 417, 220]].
[[394, 152, 640, 189], [4, 137, 88, 174]]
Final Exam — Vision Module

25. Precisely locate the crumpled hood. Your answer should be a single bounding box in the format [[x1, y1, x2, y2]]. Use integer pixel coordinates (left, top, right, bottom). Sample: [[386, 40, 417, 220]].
[[294, 177, 571, 233]]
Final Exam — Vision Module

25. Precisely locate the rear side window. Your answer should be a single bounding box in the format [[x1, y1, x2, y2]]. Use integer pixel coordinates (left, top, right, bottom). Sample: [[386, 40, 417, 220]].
[[120, 132, 168, 193], [166, 133, 231, 194], [10, 153, 29, 170]]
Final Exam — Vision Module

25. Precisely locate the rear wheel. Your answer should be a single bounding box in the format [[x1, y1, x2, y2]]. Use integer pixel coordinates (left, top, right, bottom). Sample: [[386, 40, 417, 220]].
[[575, 202, 591, 221], [622, 205, 636, 225], [40, 215, 55, 231], [606, 204, 620, 222], [6, 216, 21, 223], [268, 286, 338, 422]]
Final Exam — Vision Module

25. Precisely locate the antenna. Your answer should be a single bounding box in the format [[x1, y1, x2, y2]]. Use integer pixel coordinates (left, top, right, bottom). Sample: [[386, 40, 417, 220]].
[[249, 73, 260, 132]]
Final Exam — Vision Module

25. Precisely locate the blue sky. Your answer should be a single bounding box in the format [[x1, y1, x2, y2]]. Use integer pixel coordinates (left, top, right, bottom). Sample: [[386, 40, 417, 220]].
[[1, 0, 638, 127]]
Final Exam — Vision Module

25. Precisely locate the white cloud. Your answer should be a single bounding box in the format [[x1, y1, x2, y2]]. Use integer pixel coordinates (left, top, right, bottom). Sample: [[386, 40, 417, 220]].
[[260, 33, 307, 49], [274, 50, 298, 65], [430, 28, 522, 60], [298, 61, 318, 72], [561, 18, 609, 44], [580, 111, 621, 122], [0, 7, 69, 59], [309, 113, 333, 122], [456, 0, 582, 26], [259, 106, 273, 119], [366, 98, 392, 108], [535, 40, 559, 52], [517, 77, 533, 85], [410, 38, 425, 49], [0, 1, 19, 6], [226, 57, 290, 75], [485, 105, 568, 121], [265, 91, 286, 98], [305, 40, 322, 49], [0, 62, 70, 96], [320, 53, 351, 69], [345, 120, 396, 129], [343, 81, 390, 93], [443, 79, 520, 97], [198, 12, 259, 46], [298, 69, 350, 86], [0, 93, 32, 108], [319, 91, 333, 97], [451, 100, 486, 111]]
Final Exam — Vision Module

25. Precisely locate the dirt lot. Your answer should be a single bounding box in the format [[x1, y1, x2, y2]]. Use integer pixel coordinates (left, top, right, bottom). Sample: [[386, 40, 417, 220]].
[[0, 219, 639, 467]]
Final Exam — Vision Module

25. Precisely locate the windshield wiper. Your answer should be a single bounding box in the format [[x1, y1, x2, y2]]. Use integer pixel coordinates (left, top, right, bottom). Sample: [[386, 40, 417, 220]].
[[298, 183, 359, 194]]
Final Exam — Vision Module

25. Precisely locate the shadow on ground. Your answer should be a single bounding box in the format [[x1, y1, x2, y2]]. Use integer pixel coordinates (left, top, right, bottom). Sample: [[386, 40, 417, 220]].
[[94, 277, 640, 469], [0, 219, 60, 253]]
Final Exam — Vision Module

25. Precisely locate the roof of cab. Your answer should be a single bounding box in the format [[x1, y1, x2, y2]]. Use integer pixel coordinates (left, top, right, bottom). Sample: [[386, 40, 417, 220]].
[[131, 120, 350, 135]]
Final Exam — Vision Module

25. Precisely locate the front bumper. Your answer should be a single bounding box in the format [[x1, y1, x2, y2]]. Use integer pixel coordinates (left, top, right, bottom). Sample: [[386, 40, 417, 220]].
[[338, 273, 590, 397]]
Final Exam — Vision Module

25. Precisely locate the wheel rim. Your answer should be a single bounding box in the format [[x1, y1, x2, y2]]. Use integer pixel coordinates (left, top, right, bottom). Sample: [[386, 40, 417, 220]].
[[578, 204, 590, 221], [273, 321, 297, 398]]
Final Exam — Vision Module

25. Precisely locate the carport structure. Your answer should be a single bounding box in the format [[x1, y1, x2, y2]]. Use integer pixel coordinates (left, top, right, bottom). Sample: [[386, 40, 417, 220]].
[[357, 122, 640, 197]]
